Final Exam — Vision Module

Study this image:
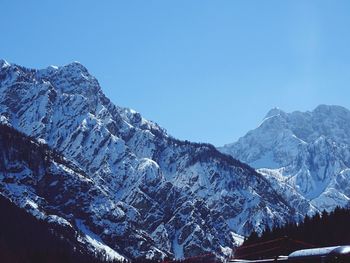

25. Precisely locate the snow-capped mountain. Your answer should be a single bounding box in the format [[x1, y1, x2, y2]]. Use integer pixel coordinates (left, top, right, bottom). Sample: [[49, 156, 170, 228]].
[[220, 105, 350, 212], [0, 59, 300, 259]]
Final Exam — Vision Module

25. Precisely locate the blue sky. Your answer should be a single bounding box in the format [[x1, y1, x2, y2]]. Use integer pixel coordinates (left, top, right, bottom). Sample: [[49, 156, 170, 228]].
[[2, 0, 350, 146]]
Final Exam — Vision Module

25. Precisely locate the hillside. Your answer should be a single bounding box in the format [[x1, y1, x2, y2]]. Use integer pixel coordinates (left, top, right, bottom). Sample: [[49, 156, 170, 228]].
[[0, 60, 301, 259]]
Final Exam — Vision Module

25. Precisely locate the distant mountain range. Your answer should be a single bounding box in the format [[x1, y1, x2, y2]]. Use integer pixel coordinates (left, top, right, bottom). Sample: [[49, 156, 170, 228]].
[[0, 59, 348, 261], [219, 105, 350, 212]]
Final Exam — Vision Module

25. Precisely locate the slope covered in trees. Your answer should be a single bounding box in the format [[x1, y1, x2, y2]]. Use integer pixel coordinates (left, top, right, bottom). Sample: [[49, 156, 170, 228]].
[[0, 194, 125, 263], [238, 207, 350, 259], [0, 123, 125, 263]]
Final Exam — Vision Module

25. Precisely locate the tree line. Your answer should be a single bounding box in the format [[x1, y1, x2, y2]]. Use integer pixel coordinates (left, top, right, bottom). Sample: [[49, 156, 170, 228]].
[[238, 206, 350, 259]]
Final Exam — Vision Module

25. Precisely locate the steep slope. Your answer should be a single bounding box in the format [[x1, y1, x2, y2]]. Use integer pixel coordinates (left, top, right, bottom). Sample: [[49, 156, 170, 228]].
[[220, 105, 350, 212], [0, 193, 124, 263], [0, 124, 126, 261], [0, 60, 299, 259]]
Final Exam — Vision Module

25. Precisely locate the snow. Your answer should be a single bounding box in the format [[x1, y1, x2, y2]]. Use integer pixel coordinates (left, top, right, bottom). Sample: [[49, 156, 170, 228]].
[[76, 219, 125, 261], [0, 60, 305, 259], [0, 115, 9, 124], [264, 107, 285, 119], [47, 215, 72, 227], [220, 105, 350, 214], [220, 246, 233, 258], [250, 151, 280, 169], [288, 246, 340, 258], [311, 188, 350, 212], [173, 232, 184, 259], [25, 199, 39, 210], [230, 232, 244, 246], [38, 138, 47, 144], [0, 59, 10, 68]]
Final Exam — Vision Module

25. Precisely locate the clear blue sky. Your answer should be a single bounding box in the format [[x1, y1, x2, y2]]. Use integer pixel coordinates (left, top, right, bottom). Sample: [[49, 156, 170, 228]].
[[2, 0, 350, 146]]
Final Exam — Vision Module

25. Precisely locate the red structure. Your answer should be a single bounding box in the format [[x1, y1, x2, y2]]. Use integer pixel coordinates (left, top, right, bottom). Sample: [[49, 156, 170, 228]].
[[234, 237, 315, 260], [162, 253, 219, 263]]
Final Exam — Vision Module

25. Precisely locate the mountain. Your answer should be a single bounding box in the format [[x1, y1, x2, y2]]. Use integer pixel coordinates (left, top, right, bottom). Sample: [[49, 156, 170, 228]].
[[0, 59, 299, 260], [0, 190, 123, 263], [0, 123, 126, 262], [219, 105, 350, 212]]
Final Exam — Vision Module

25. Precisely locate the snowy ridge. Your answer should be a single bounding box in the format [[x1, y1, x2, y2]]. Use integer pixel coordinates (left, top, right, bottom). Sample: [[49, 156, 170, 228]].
[[0, 60, 300, 259], [219, 105, 350, 213]]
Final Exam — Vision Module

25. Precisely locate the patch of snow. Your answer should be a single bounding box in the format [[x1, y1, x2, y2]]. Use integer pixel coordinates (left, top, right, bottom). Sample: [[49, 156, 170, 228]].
[[173, 232, 184, 259], [0, 115, 9, 124], [289, 246, 340, 258], [47, 215, 72, 227], [38, 138, 47, 144], [75, 219, 125, 261], [230, 232, 244, 246], [220, 246, 233, 258], [0, 59, 10, 68]]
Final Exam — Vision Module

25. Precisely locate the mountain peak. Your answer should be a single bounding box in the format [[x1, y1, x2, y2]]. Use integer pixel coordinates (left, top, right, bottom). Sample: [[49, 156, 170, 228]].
[[62, 61, 88, 71], [35, 61, 100, 95], [264, 107, 285, 119], [57, 61, 91, 77], [37, 61, 91, 79], [220, 104, 350, 212], [0, 59, 10, 68], [0, 60, 300, 259]]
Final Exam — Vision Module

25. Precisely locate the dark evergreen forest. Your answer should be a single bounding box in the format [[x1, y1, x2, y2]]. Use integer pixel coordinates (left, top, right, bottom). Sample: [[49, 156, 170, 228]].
[[0, 194, 127, 263], [237, 207, 350, 259]]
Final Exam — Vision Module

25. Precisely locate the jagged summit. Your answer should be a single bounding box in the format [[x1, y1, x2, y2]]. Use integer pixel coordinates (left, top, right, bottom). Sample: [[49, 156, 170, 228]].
[[0, 59, 102, 99], [219, 104, 350, 212], [0, 59, 88, 71], [0, 59, 91, 79], [0, 59, 10, 68], [36, 61, 93, 79], [0, 61, 300, 260], [58, 61, 91, 74], [36, 61, 89, 76], [264, 107, 286, 119], [262, 105, 350, 121]]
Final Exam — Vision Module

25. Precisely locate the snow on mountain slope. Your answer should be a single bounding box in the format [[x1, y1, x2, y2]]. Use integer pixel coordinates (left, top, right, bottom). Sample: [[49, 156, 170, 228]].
[[0, 60, 300, 259], [0, 124, 126, 261], [219, 105, 350, 212]]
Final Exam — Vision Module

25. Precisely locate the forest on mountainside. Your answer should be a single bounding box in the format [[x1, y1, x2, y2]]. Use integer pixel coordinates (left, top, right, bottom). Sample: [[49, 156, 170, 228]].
[[237, 206, 350, 259], [0, 195, 125, 263], [0, 193, 218, 263]]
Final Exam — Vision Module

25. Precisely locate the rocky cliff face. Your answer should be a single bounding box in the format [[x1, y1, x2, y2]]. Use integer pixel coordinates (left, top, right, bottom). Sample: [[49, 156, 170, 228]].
[[0, 60, 299, 259], [220, 105, 350, 213]]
